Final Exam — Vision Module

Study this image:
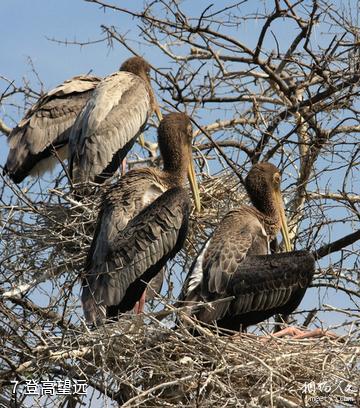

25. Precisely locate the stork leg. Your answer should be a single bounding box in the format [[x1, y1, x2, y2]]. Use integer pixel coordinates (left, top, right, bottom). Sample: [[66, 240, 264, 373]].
[[121, 158, 127, 176], [134, 290, 147, 314], [292, 328, 338, 340], [271, 327, 305, 337], [271, 326, 338, 339]]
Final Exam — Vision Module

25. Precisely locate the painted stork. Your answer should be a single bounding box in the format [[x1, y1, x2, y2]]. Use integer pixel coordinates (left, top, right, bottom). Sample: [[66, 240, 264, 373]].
[[69, 56, 162, 185], [3, 75, 100, 183], [82, 112, 201, 325], [179, 162, 316, 336]]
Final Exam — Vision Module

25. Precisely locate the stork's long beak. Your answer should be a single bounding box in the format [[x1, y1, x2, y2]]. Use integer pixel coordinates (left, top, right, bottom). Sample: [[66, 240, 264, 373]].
[[139, 97, 163, 148], [275, 190, 292, 252], [187, 154, 201, 213], [138, 133, 146, 148], [153, 99, 163, 124]]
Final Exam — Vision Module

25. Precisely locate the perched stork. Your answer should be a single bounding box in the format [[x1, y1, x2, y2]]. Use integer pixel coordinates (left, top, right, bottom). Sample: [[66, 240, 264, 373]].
[[82, 112, 201, 325], [3, 75, 100, 183], [69, 56, 162, 185], [179, 162, 315, 336]]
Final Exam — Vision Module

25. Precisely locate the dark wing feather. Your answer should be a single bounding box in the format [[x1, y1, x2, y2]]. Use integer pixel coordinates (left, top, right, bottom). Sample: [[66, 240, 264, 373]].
[[4, 75, 100, 183], [216, 251, 315, 329], [82, 187, 190, 324], [69, 72, 151, 183], [202, 209, 268, 295], [179, 209, 268, 323], [84, 168, 166, 273], [229, 251, 314, 312]]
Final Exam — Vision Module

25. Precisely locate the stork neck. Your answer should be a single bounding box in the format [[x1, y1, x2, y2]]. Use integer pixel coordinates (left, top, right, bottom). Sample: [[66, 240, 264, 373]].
[[249, 189, 282, 239], [163, 165, 187, 187], [248, 188, 278, 217]]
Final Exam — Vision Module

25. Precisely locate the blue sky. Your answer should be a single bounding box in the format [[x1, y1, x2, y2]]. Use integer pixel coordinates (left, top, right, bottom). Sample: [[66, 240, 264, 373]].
[[1, 1, 358, 405], [1, 0, 227, 158], [1, 0, 131, 79], [0, 0, 161, 142]]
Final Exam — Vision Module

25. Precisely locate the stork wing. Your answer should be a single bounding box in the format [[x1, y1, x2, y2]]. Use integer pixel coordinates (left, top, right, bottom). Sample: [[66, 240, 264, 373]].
[[69, 71, 151, 183], [4, 75, 100, 183], [202, 209, 268, 295], [178, 209, 268, 323], [84, 168, 166, 273], [227, 251, 314, 316], [82, 187, 190, 324]]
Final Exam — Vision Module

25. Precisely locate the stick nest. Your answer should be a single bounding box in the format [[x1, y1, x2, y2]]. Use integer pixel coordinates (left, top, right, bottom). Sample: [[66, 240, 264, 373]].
[[6, 314, 358, 408]]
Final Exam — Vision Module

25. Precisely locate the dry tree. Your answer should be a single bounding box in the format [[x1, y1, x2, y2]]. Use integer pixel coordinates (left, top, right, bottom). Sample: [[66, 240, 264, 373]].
[[0, 1, 359, 407]]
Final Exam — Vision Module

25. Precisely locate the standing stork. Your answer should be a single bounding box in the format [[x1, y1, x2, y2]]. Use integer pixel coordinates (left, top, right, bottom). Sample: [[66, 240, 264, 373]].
[[179, 162, 316, 336], [3, 75, 101, 183], [69, 56, 162, 185], [82, 112, 201, 325]]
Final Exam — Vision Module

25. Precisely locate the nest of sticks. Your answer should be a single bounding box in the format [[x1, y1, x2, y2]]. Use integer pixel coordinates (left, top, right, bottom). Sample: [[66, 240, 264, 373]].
[[3, 312, 357, 408], [79, 315, 360, 407]]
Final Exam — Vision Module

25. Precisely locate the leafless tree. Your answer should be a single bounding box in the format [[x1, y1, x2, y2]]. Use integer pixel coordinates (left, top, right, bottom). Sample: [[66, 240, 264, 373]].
[[0, 1, 359, 407]]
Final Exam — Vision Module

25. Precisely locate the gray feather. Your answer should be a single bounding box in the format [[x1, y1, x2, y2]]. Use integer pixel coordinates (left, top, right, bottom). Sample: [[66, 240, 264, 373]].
[[5, 75, 100, 183], [69, 71, 151, 183]]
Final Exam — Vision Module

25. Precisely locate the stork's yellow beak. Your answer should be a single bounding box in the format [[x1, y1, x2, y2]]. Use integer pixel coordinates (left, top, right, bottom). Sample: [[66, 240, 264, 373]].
[[187, 155, 201, 213], [139, 96, 163, 149], [154, 100, 163, 123], [275, 190, 292, 252], [138, 133, 145, 148]]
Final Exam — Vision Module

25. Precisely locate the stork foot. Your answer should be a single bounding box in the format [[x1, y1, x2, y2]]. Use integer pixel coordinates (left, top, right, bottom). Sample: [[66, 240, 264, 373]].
[[271, 326, 338, 339], [292, 328, 338, 340], [272, 327, 305, 338]]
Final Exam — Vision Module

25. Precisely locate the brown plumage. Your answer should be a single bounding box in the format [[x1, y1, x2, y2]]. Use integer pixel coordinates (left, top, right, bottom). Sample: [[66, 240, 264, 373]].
[[179, 162, 314, 332], [4, 75, 101, 183], [82, 112, 200, 324], [68, 56, 162, 185]]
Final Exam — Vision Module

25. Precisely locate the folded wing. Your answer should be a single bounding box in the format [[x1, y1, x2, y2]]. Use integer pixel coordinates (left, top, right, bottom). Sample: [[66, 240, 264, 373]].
[[4, 75, 100, 183], [82, 187, 190, 324]]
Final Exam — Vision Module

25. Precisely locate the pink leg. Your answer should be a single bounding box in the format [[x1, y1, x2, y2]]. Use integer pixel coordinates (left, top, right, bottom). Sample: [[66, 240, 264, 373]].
[[121, 158, 127, 176], [292, 328, 338, 340], [272, 327, 305, 338], [272, 326, 338, 339], [133, 290, 147, 314]]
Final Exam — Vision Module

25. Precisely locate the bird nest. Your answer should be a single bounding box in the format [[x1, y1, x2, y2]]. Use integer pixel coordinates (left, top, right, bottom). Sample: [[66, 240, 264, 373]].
[[2, 311, 358, 408], [81, 316, 360, 407]]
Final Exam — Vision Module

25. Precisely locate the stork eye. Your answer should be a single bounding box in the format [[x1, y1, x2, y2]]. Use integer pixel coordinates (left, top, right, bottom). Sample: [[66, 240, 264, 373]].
[[273, 173, 281, 184]]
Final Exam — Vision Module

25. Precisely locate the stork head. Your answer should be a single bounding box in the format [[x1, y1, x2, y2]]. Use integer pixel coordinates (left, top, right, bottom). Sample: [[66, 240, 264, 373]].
[[120, 56, 151, 78], [245, 162, 291, 251], [120, 56, 162, 124], [158, 112, 201, 212]]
